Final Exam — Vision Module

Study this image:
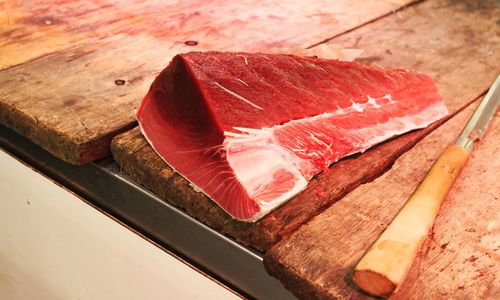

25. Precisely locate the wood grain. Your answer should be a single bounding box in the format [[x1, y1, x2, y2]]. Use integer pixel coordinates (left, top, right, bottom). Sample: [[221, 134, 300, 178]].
[[353, 144, 470, 297], [0, 0, 131, 69], [110, 0, 499, 251], [1, 0, 415, 70], [0, 35, 178, 163], [392, 119, 499, 300], [0, 0, 415, 164], [264, 100, 499, 299]]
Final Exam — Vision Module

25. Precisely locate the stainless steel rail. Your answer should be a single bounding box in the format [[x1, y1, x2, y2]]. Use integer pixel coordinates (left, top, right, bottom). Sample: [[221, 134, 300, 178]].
[[0, 125, 295, 300]]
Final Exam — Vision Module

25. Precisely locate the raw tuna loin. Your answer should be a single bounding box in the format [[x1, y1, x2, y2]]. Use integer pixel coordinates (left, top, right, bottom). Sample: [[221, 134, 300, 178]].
[[136, 52, 447, 222]]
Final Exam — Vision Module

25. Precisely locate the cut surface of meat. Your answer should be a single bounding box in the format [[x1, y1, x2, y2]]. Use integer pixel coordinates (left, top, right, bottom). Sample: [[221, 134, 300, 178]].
[[136, 52, 447, 221]]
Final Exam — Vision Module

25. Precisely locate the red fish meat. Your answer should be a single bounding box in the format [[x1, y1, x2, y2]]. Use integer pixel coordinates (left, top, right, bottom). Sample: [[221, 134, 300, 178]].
[[136, 52, 447, 221]]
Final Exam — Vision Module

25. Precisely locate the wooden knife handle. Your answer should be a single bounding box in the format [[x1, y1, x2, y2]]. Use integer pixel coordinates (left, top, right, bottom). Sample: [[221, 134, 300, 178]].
[[353, 144, 470, 298]]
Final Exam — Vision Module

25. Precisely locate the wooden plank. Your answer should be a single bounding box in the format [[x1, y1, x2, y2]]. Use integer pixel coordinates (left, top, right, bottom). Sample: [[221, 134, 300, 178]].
[[0, 0, 415, 70], [0, 0, 415, 164], [110, 0, 500, 251], [0, 0, 137, 69], [264, 97, 499, 299], [0, 35, 176, 164]]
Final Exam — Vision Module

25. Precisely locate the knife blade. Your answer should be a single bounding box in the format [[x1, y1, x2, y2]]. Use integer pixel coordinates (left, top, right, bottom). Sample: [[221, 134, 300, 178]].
[[456, 74, 500, 151]]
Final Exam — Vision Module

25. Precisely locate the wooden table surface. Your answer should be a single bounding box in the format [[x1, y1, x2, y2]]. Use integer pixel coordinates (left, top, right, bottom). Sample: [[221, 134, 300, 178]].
[[1, 0, 499, 299], [0, 0, 414, 164], [111, 0, 499, 254]]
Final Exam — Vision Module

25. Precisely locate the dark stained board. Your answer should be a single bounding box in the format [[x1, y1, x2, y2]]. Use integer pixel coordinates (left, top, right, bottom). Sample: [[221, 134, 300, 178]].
[[110, 0, 499, 252], [0, 0, 415, 164], [264, 98, 499, 300]]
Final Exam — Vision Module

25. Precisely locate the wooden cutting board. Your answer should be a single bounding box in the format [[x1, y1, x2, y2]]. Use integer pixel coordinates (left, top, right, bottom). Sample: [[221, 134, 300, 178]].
[[0, 0, 414, 164], [110, 0, 499, 252], [264, 99, 499, 300]]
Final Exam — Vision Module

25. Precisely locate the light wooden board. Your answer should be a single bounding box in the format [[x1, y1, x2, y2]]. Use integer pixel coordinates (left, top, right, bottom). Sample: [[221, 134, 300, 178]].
[[0, 0, 414, 70], [0, 0, 142, 69], [110, 0, 499, 252], [0, 0, 414, 164], [264, 97, 499, 300], [393, 117, 500, 298]]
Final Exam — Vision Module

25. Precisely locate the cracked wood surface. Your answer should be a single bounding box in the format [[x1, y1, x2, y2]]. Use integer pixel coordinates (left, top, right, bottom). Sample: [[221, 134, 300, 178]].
[[0, 0, 414, 164]]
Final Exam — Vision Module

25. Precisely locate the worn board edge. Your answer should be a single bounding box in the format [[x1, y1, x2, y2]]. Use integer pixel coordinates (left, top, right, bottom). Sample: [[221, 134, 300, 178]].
[[0, 102, 136, 164]]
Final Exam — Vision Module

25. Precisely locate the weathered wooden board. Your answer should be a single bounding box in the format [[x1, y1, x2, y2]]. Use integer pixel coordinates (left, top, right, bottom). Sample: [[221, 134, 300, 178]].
[[0, 0, 414, 164], [392, 122, 499, 300], [264, 98, 499, 299], [0, 0, 138, 69], [0, 0, 415, 70], [0, 35, 177, 164], [110, 0, 500, 252]]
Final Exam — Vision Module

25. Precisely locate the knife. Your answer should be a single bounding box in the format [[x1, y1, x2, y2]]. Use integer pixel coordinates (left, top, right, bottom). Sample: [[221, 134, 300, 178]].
[[352, 74, 500, 298]]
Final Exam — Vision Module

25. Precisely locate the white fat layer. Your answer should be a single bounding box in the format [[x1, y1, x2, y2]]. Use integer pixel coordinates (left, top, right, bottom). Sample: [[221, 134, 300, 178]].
[[347, 101, 448, 153], [236, 78, 249, 86], [227, 94, 401, 136], [214, 82, 263, 110], [225, 133, 310, 217], [236, 54, 248, 65], [224, 98, 448, 221]]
